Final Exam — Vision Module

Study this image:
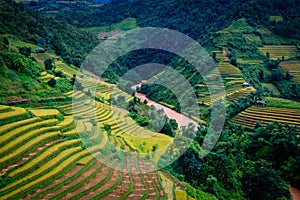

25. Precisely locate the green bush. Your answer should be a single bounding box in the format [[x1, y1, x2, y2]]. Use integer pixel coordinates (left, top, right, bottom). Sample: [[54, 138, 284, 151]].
[[55, 78, 72, 93]]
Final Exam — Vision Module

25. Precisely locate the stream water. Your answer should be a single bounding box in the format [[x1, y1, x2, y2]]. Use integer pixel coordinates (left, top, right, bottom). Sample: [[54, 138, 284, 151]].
[[134, 92, 199, 129], [290, 187, 300, 200]]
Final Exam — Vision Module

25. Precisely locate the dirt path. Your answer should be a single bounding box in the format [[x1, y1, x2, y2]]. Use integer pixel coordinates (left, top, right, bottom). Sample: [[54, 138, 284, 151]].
[[290, 187, 300, 200], [144, 161, 164, 198]]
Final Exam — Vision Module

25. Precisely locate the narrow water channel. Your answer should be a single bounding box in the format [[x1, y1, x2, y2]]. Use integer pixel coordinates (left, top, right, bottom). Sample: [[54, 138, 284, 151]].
[[134, 92, 199, 129]]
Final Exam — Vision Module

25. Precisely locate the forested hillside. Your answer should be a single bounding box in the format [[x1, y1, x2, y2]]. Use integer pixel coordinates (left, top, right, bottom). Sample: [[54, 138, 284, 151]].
[[0, 0, 98, 66], [0, 0, 300, 199]]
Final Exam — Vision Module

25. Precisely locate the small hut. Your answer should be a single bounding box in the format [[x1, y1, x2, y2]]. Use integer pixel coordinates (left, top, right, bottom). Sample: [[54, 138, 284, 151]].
[[256, 100, 267, 106], [34, 48, 45, 53], [242, 82, 250, 87]]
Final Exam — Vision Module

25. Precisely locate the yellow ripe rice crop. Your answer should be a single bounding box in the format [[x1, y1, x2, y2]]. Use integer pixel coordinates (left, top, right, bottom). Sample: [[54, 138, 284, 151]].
[[0, 119, 58, 150], [98, 131, 108, 149], [175, 190, 187, 200], [0, 105, 10, 112], [8, 139, 81, 177], [63, 129, 79, 136], [1, 147, 86, 199], [280, 61, 300, 83], [0, 119, 56, 143], [76, 153, 98, 165], [30, 109, 60, 118], [0, 131, 60, 164], [0, 117, 40, 135], [0, 107, 27, 121], [259, 45, 299, 60], [1, 146, 82, 192], [57, 116, 74, 127]]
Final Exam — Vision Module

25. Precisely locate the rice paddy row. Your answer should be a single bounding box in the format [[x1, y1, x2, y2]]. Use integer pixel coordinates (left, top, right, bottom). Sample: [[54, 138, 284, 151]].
[[0, 105, 170, 199], [198, 53, 251, 105], [232, 106, 300, 132], [259, 45, 300, 60], [280, 60, 300, 83]]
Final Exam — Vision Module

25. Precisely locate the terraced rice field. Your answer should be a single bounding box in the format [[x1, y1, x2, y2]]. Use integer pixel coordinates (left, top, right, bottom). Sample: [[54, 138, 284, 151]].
[[232, 106, 300, 133], [199, 53, 250, 105], [55, 61, 79, 78], [226, 87, 256, 102], [58, 97, 173, 159], [259, 45, 300, 60], [261, 83, 280, 95], [55, 60, 130, 102], [280, 60, 300, 83], [0, 105, 171, 199], [237, 59, 263, 64], [39, 71, 57, 82]]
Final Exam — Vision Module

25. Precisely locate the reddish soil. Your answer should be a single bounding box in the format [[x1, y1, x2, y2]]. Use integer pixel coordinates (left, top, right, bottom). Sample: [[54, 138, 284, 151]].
[[0, 140, 60, 176], [97, 30, 120, 40], [41, 160, 104, 199], [290, 187, 300, 200], [101, 157, 130, 199], [138, 160, 158, 199], [124, 155, 147, 200], [24, 164, 83, 200], [2, 96, 31, 104], [79, 163, 121, 199], [144, 162, 164, 198], [61, 161, 113, 200]]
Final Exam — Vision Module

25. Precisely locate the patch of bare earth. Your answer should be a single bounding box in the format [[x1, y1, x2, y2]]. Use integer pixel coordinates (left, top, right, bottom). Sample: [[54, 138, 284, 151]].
[[23, 163, 83, 200], [124, 155, 147, 200], [80, 163, 121, 199], [60, 160, 113, 200], [97, 30, 120, 40], [0, 140, 60, 176], [290, 187, 300, 200], [101, 157, 130, 199], [145, 161, 164, 198], [138, 159, 157, 200], [41, 159, 109, 199]]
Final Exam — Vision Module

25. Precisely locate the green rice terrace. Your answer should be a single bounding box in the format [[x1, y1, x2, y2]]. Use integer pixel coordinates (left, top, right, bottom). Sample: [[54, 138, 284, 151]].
[[1, 0, 300, 199], [0, 103, 181, 200]]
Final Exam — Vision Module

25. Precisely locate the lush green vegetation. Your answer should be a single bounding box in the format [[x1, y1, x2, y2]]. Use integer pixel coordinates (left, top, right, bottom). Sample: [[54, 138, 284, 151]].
[[0, 0, 98, 67], [1, 0, 300, 199], [160, 120, 299, 200]]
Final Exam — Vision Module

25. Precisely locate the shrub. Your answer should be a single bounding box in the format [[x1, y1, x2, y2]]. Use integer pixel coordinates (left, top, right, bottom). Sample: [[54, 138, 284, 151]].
[[47, 78, 56, 87]]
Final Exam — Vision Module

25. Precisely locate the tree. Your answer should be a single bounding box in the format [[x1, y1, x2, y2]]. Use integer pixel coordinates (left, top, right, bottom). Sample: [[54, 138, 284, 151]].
[[258, 70, 264, 81], [271, 69, 284, 82], [103, 124, 111, 135], [266, 52, 270, 60], [75, 81, 83, 90], [47, 78, 56, 87], [152, 144, 158, 152], [286, 71, 293, 81], [212, 52, 217, 62], [71, 74, 76, 85], [242, 160, 291, 200], [44, 58, 54, 70], [18, 46, 31, 57]]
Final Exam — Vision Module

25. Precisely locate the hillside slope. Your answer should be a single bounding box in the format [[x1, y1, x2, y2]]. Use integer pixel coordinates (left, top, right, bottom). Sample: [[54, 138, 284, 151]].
[[0, 0, 98, 66]]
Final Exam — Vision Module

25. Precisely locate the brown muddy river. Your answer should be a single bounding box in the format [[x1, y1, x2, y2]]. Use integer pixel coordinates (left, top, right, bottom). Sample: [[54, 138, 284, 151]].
[[134, 93, 199, 129]]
